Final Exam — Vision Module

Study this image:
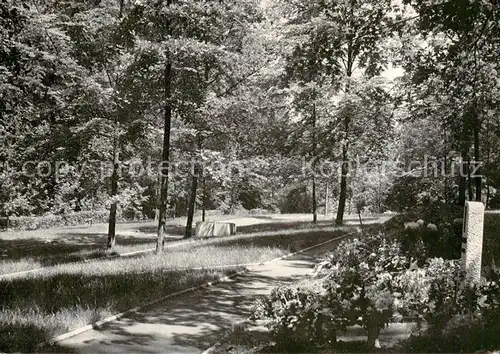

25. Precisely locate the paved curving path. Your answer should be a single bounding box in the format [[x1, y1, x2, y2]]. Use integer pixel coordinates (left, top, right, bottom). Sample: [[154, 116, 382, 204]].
[[54, 242, 340, 353]]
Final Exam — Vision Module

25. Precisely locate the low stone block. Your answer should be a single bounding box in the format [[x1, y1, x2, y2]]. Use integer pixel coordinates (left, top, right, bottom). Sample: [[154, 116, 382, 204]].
[[461, 201, 485, 285], [194, 222, 237, 237]]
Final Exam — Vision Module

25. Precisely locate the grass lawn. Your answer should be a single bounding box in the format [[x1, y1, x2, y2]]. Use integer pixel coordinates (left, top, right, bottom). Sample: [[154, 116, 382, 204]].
[[0, 225, 356, 352], [0, 216, 362, 275], [0, 223, 181, 272], [194, 226, 357, 252]]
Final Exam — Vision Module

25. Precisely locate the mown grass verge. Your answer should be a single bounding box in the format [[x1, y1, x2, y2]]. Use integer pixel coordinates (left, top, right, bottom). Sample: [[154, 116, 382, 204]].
[[202, 227, 356, 253], [0, 259, 43, 276], [0, 226, 354, 352], [0, 221, 354, 276]]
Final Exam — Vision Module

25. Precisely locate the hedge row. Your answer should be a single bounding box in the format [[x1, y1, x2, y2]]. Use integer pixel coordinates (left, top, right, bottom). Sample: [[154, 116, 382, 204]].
[[0, 210, 144, 231], [0, 207, 277, 231]]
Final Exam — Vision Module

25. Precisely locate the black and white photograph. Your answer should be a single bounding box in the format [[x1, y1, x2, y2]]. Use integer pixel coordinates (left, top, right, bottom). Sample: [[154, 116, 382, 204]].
[[0, 0, 499, 352]]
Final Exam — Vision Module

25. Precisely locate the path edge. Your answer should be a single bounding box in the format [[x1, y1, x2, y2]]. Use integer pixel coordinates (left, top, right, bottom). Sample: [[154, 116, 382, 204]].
[[201, 229, 361, 354]]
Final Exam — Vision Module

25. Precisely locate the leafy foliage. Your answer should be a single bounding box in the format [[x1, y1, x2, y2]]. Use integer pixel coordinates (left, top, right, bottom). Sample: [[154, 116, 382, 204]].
[[252, 228, 500, 352]]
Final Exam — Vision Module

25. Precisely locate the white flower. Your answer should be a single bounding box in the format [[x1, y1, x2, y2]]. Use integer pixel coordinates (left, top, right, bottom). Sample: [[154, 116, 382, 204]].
[[477, 295, 488, 308], [427, 223, 438, 231], [404, 222, 420, 229]]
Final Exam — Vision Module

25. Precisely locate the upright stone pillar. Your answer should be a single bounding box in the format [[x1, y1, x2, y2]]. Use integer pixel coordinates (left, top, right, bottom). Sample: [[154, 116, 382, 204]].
[[461, 201, 485, 285]]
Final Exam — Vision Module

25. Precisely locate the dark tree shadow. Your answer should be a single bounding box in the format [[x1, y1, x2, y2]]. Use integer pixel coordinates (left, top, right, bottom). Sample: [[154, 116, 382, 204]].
[[0, 233, 160, 266], [0, 238, 101, 265], [135, 224, 185, 236]]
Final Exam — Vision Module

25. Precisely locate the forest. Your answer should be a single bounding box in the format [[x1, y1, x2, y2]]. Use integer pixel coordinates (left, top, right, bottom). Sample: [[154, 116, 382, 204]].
[[1, 0, 499, 247]]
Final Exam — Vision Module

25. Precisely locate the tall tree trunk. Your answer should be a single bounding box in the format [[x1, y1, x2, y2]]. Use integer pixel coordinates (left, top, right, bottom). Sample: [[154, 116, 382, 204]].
[[184, 171, 198, 238], [357, 209, 364, 235], [325, 181, 329, 215], [118, 0, 124, 17], [312, 176, 317, 223], [228, 144, 239, 215], [458, 175, 466, 206], [107, 141, 119, 249], [312, 102, 317, 223], [444, 155, 448, 204], [335, 40, 353, 226], [157, 62, 172, 252], [443, 127, 449, 204], [156, 0, 173, 252], [229, 179, 236, 214], [185, 136, 202, 238], [366, 326, 381, 349], [472, 106, 481, 202], [336, 144, 349, 226], [155, 173, 160, 222], [106, 0, 125, 250], [458, 148, 468, 206], [202, 175, 207, 222], [188, 63, 209, 229], [486, 177, 490, 208], [485, 146, 491, 208], [472, 43, 481, 202], [467, 155, 473, 202]]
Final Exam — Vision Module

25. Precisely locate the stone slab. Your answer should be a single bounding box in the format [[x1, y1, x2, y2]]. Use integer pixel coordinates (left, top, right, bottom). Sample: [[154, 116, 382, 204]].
[[461, 201, 485, 285], [194, 222, 237, 237]]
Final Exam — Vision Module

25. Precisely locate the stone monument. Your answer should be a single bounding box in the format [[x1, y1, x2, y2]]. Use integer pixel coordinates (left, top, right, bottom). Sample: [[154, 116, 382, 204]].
[[461, 201, 485, 285], [194, 221, 237, 237]]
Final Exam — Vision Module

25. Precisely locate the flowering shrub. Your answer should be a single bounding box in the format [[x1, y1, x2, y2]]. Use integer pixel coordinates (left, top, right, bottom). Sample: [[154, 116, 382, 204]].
[[391, 258, 466, 329], [321, 235, 410, 346], [253, 234, 411, 349], [479, 266, 500, 324], [403, 266, 500, 352], [252, 231, 500, 352], [251, 282, 338, 352], [398, 219, 461, 265]]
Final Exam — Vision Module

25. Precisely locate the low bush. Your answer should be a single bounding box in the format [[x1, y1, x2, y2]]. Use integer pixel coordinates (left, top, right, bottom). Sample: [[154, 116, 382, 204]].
[[400, 265, 500, 352], [398, 222, 461, 266], [252, 234, 410, 351], [248, 208, 277, 215], [280, 187, 313, 214], [251, 282, 335, 352], [0, 210, 111, 231], [380, 201, 463, 264], [0, 209, 156, 231], [389, 202, 500, 268]]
